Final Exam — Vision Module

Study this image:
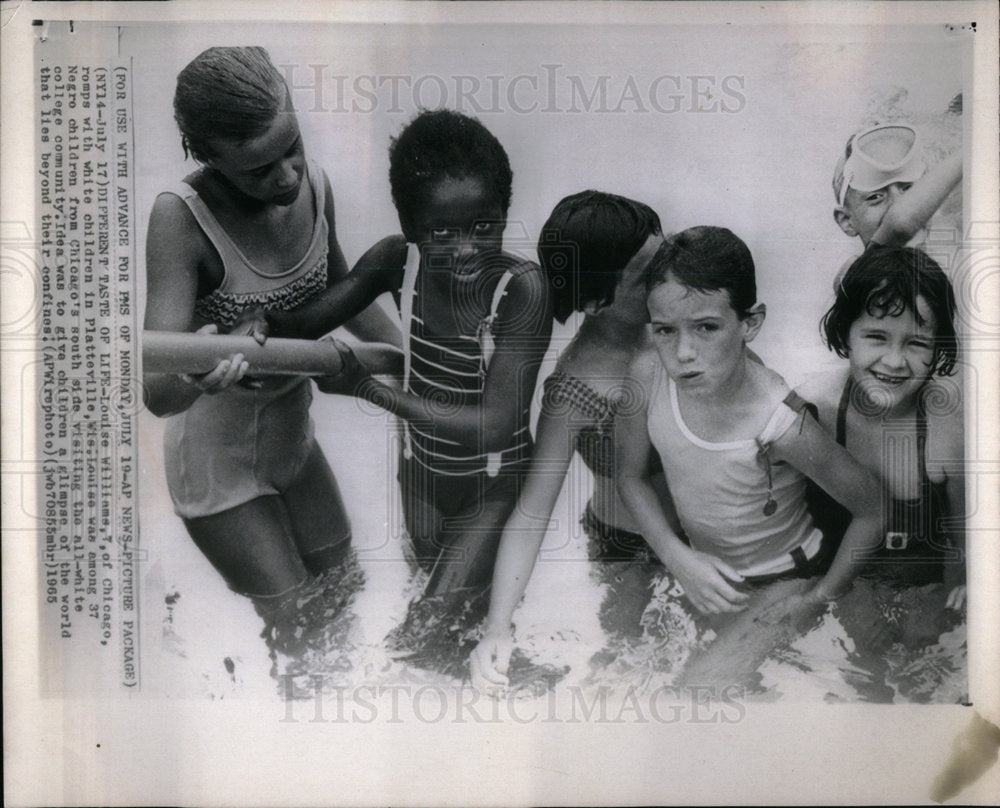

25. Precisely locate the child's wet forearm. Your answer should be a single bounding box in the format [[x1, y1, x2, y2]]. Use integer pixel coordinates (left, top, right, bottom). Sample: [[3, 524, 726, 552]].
[[815, 514, 881, 599], [358, 379, 518, 450], [618, 475, 684, 569], [269, 284, 371, 340], [344, 302, 403, 349], [142, 373, 203, 418], [353, 343, 403, 376], [266, 308, 302, 338], [482, 517, 547, 636], [267, 302, 335, 339], [875, 153, 963, 245]]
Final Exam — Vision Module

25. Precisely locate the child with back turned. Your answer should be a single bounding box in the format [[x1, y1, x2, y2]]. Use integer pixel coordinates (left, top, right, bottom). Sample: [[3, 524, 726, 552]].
[[616, 227, 883, 628], [470, 191, 678, 690], [798, 246, 965, 652]]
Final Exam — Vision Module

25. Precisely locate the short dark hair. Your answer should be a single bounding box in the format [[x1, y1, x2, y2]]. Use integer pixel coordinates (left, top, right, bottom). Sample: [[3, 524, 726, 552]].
[[539, 191, 662, 324], [388, 109, 513, 228], [644, 226, 757, 317], [821, 245, 958, 376], [173, 47, 289, 163]]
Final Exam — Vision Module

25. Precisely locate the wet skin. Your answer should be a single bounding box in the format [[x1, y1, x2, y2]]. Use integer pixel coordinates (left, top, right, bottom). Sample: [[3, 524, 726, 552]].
[[846, 294, 937, 416]]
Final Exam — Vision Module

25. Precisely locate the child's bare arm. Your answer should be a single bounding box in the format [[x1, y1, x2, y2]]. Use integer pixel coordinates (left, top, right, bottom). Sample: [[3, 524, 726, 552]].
[[322, 176, 403, 349], [615, 355, 681, 560], [873, 152, 962, 246], [470, 405, 577, 690], [616, 353, 749, 615], [349, 342, 404, 376], [772, 411, 883, 600], [928, 396, 966, 604], [793, 371, 844, 430], [321, 265, 552, 450], [262, 236, 404, 340]]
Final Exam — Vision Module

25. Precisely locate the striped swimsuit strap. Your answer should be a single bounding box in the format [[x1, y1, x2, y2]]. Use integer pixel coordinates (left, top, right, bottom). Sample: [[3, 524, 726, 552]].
[[398, 245, 522, 476]]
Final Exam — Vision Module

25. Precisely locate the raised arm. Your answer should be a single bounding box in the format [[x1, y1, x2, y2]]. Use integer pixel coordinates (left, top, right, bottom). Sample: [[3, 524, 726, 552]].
[[321, 175, 402, 348], [142, 193, 247, 417], [265, 235, 405, 340], [470, 400, 577, 689], [771, 408, 883, 601], [326, 264, 553, 451], [873, 152, 962, 246], [616, 351, 749, 615]]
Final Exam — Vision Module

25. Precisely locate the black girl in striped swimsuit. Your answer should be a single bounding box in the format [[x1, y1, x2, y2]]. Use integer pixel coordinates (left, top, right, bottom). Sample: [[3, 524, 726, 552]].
[[258, 110, 553, 665]]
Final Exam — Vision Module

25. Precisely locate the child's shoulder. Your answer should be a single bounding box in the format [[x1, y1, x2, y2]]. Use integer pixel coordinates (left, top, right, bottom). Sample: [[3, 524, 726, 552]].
[[149, 189, 211, 256], [616, 346, 662, 414], [497, 252, 543, 282], [761, 362, 791, 394], [795, 367, 848, 406], [359, 235, 409, 271], [792, 367, 848, 428], [499, 255, 545, 294], [554, 324, 626, 385], [492, 255, 551, 329], [152, 186, 199, 224], [627, 345, 661, 384], [747, 360, 794, 406]]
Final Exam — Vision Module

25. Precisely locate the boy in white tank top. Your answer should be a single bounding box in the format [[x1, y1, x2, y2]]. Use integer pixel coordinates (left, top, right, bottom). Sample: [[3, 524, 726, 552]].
[[617, 227, 884, 620]]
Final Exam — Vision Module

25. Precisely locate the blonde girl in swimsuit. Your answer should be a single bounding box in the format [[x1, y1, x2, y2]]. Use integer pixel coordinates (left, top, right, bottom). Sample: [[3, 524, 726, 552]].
[[142, 48, 399, 616]]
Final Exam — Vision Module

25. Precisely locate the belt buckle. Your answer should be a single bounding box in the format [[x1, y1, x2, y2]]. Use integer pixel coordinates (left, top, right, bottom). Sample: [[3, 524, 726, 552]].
[[885, 532, 909, 551]]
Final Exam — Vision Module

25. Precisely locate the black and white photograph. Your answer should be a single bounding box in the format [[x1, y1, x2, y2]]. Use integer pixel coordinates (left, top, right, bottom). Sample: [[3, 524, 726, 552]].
[[3, 1, 999, 805]]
